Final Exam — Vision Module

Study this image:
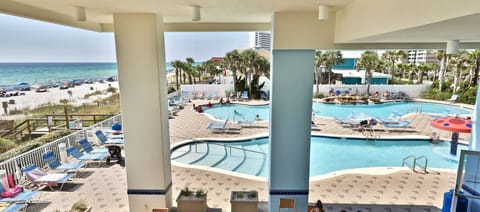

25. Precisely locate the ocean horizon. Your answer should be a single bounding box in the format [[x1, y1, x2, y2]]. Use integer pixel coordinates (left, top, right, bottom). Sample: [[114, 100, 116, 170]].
[[0, 62, 202, 87]]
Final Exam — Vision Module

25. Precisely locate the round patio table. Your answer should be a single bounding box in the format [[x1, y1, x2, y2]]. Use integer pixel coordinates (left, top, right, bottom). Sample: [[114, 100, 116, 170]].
[[430, 117, 472, 155]]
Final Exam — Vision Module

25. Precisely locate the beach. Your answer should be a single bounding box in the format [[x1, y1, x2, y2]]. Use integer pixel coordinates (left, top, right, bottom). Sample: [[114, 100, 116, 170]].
[[0, 81, 119, 119]]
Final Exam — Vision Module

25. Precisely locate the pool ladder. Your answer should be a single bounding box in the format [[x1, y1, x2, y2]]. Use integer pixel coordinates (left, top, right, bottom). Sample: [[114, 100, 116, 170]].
[[402, 155, 439, 174]]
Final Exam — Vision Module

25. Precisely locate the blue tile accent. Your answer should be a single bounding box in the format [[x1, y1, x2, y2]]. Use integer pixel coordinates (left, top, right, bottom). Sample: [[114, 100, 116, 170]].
[[269, 189, 309, 195], [127, 182, 172, 195]]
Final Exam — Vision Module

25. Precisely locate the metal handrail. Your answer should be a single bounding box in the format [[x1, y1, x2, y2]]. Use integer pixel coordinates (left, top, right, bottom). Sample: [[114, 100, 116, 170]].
[[414, 155, 428, 172], [194, 140, 266, 156], [402, 155, 415, 167]]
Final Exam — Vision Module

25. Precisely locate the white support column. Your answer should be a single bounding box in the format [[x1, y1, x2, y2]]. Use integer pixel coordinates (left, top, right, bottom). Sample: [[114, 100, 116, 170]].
[[268, 49, 314, 212], [268, 12, 318, 212], [113, 13, 172, 211]]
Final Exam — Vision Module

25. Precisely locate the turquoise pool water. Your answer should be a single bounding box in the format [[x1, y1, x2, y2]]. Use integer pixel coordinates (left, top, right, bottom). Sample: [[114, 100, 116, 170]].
[[203, 102, 472, 122], [171, 136, 467, 177]]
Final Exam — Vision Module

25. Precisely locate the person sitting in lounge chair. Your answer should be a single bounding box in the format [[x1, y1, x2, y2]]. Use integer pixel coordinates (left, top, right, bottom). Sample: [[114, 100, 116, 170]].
[[358, 118, 376, 131], [225, 98, 231, 104], [219, 98, 225, 104]]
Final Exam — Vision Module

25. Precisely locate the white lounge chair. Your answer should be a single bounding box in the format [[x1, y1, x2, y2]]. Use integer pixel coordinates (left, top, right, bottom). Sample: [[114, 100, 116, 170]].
[[207, 118, 229, 132], [446, 94, 458, 103]]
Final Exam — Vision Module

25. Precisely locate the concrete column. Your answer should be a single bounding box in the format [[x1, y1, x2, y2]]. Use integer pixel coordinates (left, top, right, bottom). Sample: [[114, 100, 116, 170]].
[[269, 13, 316, 212], [113, 13, 172, 211], [268, 49, 314, 212]]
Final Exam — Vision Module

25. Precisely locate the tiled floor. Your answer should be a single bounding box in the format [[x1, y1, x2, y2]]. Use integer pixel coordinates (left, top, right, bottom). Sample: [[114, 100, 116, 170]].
[[27, 99, 467, 211]]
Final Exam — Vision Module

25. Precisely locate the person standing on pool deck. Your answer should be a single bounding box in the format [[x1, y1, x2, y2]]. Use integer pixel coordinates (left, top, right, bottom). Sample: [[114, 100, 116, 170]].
[[310, 200, 325, 212]]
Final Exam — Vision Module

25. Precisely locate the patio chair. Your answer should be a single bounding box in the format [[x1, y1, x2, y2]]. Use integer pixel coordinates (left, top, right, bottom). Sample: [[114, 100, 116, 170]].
[[446, 94, 458, 103], [78, 139, 109, 154], [181, 90, 191, 102], [95, 130, 124, 145], [241, 91, 249, 101], [22, 164, 74, 191], [0, 181, 39, 211], [382, 120, 411, 128], [207, 118, 229, 132], [42, 151, 85, 172], [66, 146, 109, 167]]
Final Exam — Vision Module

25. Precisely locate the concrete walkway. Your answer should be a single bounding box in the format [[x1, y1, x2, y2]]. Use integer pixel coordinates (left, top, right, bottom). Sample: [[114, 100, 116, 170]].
[[28, 99, 468, 211]]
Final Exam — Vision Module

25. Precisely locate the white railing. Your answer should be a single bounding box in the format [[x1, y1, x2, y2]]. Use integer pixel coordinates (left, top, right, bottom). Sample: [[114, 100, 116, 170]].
[[0, 114, 121, 182], [181, 84, 234, 98]]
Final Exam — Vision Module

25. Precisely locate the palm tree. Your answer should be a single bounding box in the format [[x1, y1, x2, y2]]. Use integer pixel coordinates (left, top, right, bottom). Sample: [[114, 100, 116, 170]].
[[322, 51, 344, 84], [185, 57, 195, 84], [416, 62, 431, 84], [381, 50, 407, 83], [468, 49, 480, 86], [356, 51, 384, 96], [314, 51, 323, 94], [171, 60, 183, 90], [449, 51, 470, 93], [241, 49, 260, 90], [433, 50, 447, 91], [225, 50, 241, 92]]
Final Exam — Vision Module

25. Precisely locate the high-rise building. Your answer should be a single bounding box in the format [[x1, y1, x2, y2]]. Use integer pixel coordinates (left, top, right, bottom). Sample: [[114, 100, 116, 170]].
[[407, 50, 437, 64], [249, 32, 271, 50]]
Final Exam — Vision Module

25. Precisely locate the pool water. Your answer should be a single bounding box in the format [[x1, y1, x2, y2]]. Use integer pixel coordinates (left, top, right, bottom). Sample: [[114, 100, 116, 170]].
[[203, 102, 472, 122], [171, 136, 467, 177]]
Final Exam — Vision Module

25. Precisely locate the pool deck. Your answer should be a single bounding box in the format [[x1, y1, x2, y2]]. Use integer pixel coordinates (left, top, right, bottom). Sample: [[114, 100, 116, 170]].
[[28, 99, 469, 211]]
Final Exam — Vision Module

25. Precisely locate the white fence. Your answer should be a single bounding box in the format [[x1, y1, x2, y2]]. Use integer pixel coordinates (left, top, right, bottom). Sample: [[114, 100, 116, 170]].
[[313, 84, 432, 98], [0, 114, 121, 183], [180, 84, 234, 98], [181, 83, 432, 99]]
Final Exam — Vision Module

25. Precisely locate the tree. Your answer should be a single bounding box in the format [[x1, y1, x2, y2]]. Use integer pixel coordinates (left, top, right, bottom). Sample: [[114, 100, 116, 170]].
[[448, 51, 471, 93], [433, 50, 447, 91], [185, 57, 195, 84], [417, 62, 431, 84], [171, 60, 183, 90], [468, 49, 480, 86], [356, 51, 384, 96], [314, 51, 323, 94], [381, 50, 407, 83], [322, 51, 344, 84], [225, 50, 242, 92]]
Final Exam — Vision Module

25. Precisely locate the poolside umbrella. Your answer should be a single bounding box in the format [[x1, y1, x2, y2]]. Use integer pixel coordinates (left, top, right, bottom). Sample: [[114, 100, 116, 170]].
[[430, 117, 472, 155]]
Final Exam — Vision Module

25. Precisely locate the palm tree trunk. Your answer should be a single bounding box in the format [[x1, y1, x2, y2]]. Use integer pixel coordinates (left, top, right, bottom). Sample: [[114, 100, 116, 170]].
[[439, 56, 446, 91], [315, 70, 320, 94], [473, 58, 480, 86], [175, 69, 180, 90]]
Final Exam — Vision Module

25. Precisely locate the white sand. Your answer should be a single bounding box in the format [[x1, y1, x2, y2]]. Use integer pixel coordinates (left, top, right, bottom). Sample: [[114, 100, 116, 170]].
[[0, 82, 119, 119]]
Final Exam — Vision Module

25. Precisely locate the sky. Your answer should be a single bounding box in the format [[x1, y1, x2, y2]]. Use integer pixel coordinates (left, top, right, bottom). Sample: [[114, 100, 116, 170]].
[[0, 14, 362, 63]]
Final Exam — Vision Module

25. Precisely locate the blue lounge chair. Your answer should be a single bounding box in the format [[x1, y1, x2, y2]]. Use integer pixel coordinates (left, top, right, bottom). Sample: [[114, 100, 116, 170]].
[[22, 164, 74, 191], [241, 91, 248, 101], [67, 146, 109, 167], [78, 139, 109, 154], [207, 118, 229, 132], [383, 120, 411, 128], [95, 130, 124, 145], [181, 90, 191, 102], [42, 151, 85, 172], [0, 181, 39, 210]]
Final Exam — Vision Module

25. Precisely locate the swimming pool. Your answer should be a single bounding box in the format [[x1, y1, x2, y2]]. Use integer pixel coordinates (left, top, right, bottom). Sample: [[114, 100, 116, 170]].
[[171, 136, 467, 177], [203, 101, 472, 122]]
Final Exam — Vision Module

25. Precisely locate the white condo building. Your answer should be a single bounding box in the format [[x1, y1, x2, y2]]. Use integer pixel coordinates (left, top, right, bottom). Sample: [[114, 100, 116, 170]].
[[407, 50, 437, 64], [249, 32, 271, 50]]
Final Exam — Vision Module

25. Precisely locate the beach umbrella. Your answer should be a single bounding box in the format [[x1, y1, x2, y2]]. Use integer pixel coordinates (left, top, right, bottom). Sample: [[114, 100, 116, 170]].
[[430, 117, 472, 155]]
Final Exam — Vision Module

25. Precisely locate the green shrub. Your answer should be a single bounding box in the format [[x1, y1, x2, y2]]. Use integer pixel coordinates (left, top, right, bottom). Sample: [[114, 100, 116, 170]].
[[106, 86, 117, 94], [168, 87, 176, 94], [313, 92, 324, 99], [0, 129, 72, 162], [84, 90, 103, 99]]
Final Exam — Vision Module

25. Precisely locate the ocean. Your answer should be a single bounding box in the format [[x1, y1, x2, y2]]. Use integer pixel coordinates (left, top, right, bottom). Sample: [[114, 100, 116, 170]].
[[0, 62, 201, 88]]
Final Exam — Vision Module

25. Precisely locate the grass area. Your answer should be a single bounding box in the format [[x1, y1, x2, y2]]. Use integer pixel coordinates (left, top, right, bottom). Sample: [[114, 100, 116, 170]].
[[0, 91, 121, 160]]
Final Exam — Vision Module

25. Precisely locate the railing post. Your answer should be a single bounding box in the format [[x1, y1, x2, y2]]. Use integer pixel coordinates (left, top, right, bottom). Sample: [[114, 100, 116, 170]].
[[26, 120, 31, 140]]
